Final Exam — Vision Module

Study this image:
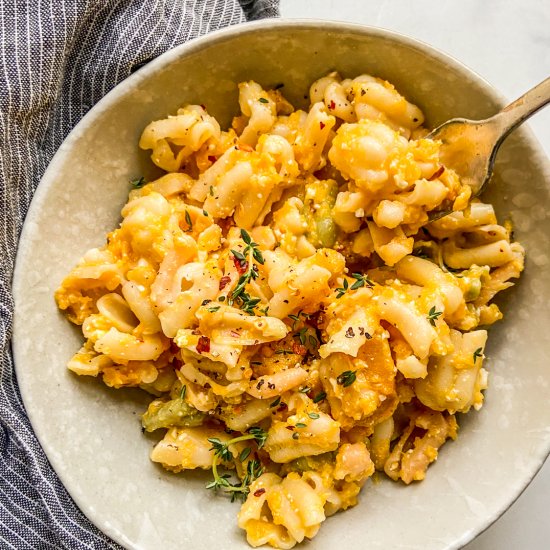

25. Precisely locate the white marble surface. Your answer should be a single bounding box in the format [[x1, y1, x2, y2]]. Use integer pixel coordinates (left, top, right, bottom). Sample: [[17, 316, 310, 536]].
[[278, 1, 550, 549]]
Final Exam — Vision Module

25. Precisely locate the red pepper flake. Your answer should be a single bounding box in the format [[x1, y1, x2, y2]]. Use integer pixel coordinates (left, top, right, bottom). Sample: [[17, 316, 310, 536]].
[[286, 425, 295, 431], [292, 342, 307, 356], [230, 330, 240, 338], [329, 99, 336, 110], [196, 336, 211, 354], [208, 155, 218, 163], [237, 143, 254, 152], [254, 488, 266, 497], [428, 165, 445, 181], [320, 121, 326, 130], [219, 275, 231, 291], [200, 104, 207, 110], [232, 255, 248, 275]]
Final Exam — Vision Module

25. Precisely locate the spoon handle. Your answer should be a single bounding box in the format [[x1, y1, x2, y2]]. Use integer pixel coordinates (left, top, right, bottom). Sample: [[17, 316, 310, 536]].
[[494, 76, 550, 138]]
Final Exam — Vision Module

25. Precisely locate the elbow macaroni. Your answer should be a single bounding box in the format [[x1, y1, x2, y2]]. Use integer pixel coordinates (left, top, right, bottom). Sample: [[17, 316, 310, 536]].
[[55, 72, 525, 549]]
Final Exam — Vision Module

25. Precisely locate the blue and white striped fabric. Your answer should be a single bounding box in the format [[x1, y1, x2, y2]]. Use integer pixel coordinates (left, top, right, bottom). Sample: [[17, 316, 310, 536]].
[[0, 1, 279, 548]]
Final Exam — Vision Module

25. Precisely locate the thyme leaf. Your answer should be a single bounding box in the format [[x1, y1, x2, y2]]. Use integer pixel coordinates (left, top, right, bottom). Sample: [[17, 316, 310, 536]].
[[336, 370, 357, 387], [473, 347, 484, 363], [427, 306, 443, 326]]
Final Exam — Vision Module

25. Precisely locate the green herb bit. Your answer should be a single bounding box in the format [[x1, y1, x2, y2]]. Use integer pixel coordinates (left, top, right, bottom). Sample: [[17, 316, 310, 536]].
[[231, 248, 246, 261], [473, 347, 484, 363], [228, 231, 266, 315], [203, 210, 208, 216], [288, 310, 310, 329], [180, 385, 187, 400], [206, 305, 221, 313], [427, 305, 443, 326], [292, 432, 299, 440], [248, 426, 268, 449], [313, 391, 327, 403], [295, 327, 308, 346], [288, 314, 301, 329], [130, 176, 146, 188], [269, 396, 281, 408], [308, 412, 320, 419], [251, 249, 262, 266], [308, 334, 318, 348], [350, 272, 374, 290], [185, 210, 193, 230], [295, 422, 307, 428], [275, 349, 293, 355], [209, 184, 214, 196], [207, 437, 234, 463], [335, 278, 349, 298], [336, 370, 357, 387], [239, 447, 252, 462], [232, 459, 263, 502], [206, 428, 268, 500], [258, 97, 269, 104], [241, 295, 261, 315], [241, 228, 252, 244], [205, 473, 232, 491]]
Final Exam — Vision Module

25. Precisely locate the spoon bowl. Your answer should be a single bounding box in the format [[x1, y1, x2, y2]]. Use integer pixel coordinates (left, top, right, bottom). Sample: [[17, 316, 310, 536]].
[[428, 76, 550, 220]]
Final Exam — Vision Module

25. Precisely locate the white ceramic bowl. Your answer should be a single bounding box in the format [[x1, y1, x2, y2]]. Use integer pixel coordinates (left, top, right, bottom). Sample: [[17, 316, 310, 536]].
[[13, 19, 550, 550]]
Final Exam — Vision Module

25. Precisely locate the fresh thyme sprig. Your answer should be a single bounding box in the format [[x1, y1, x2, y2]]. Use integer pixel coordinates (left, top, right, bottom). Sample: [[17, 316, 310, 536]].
[[335, 278, 349, 299], [228, 229, 265, 315], [427, 306, 443, 326], [229, 459, 264, 502], [206, 427, 267, 501], [350, 272, 374, 290], [335, 272, 374, 298]]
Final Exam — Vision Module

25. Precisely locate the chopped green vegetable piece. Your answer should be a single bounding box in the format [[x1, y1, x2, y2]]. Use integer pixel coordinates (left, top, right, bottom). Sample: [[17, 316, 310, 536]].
[[141, 398, 205, 432]]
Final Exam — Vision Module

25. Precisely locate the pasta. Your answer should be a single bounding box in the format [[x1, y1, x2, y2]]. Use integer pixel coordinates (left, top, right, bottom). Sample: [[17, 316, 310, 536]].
[[55, 72, 524, 548]]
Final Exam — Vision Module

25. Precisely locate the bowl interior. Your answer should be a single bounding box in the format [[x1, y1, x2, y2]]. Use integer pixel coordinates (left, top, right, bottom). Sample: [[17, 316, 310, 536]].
[[13, 20, 550, 550]]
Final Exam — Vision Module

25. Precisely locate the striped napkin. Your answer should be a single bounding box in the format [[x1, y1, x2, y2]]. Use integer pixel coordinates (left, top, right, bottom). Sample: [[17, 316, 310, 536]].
[[0, 1, 278, 548]]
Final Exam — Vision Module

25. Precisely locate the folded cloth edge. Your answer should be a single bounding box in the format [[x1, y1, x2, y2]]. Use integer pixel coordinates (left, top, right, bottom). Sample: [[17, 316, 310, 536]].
[[0, 1, 279, 549]]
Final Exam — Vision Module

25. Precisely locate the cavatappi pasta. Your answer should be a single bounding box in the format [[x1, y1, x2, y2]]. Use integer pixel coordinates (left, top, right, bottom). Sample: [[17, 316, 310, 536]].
[[56, 72, 524, 549]]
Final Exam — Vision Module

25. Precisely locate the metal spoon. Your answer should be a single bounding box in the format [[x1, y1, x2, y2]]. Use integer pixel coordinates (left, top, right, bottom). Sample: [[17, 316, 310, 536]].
[[428, 76, 550, 220]]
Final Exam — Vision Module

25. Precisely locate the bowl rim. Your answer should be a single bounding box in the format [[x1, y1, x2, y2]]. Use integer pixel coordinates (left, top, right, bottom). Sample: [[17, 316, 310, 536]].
[[12, 17, 550, 550]]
